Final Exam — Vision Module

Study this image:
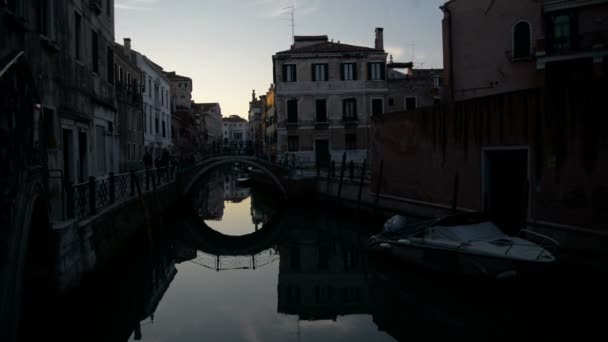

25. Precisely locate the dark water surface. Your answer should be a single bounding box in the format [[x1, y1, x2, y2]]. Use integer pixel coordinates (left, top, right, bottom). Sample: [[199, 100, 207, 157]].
[[19, 169, 607, 341]]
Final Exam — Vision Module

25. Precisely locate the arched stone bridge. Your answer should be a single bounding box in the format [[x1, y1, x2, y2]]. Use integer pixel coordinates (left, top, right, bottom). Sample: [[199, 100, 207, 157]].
[[180, 155, 293, 197]]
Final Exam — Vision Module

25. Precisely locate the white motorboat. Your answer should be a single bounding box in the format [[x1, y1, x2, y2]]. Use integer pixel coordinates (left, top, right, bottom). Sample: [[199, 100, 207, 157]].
[[368, 213, 558, 279]]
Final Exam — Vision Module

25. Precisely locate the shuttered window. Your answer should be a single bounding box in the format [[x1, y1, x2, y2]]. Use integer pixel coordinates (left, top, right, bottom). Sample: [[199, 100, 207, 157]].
[[372, 99, 383, 116], [312, 63, 328, 81], [316, 99, 327, 122], [343, 99, 357, 120], [287, 99, 298, 123], [341, 63, 357, 81], [283, 64, 297, 82], [368, 62, 385, 80]]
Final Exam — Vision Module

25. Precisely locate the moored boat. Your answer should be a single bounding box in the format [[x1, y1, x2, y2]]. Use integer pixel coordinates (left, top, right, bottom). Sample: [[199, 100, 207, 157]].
[[368, 213, 558, 279]]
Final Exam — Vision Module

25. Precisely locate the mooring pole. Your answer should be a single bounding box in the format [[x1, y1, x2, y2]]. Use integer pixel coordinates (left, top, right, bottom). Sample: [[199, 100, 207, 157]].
[[337, 153, 347, 200], [374, 160, 384, 216], [357, 159, 367, 210]]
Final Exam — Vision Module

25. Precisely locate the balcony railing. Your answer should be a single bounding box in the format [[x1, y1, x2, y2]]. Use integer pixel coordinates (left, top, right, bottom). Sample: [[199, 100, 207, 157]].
[[543, 30, 608, 55], [544, 0, 608, 12]]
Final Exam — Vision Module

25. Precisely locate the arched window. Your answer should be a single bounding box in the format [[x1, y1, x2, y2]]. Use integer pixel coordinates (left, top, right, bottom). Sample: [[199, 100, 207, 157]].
[[513, 21, 531, 59]]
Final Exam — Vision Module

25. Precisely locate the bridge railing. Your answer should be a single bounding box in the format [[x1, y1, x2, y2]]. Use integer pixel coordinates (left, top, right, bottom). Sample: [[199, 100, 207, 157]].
[[64, 166, 176, 220], [189, 249, 280, 271]]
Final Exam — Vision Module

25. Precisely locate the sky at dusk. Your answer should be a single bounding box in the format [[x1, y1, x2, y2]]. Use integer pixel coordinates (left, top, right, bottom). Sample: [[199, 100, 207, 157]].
[[115, 0, 445, 118]]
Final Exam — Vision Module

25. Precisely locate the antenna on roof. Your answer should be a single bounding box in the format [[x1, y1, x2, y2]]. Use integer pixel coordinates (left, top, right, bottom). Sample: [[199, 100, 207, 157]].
[[282, 4, 295, 44]]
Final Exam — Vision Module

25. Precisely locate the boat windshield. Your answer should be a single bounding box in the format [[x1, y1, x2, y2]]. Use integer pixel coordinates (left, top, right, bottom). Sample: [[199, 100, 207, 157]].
[[427, 222, 506, 242]]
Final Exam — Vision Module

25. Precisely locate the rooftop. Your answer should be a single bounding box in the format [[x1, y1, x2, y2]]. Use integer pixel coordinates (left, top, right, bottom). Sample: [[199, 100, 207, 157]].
[[276, 41, 383, 55]]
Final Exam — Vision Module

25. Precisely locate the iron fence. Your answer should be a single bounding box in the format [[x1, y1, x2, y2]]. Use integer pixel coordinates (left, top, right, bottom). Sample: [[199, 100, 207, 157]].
[[65, 166, 175, 220]]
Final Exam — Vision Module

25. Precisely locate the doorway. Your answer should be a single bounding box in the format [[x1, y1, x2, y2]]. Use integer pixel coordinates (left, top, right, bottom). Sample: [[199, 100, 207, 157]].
[[315, 140, 330, 167], [483, 148, 529, 235]]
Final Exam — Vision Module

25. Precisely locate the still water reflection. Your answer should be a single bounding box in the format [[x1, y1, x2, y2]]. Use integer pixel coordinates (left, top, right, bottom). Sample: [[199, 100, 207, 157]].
[[24, 168, 604, 341]]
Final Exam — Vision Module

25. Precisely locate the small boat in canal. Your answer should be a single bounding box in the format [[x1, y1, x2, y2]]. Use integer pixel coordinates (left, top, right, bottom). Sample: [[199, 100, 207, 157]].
[[368, 213, 558, 279]]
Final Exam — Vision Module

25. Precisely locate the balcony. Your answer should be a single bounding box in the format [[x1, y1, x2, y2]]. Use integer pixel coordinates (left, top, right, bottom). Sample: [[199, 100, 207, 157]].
[[542, 30, 608, 56]]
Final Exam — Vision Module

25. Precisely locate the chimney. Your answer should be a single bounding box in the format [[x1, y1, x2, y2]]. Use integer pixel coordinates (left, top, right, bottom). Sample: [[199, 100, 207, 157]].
[[375, 28, 384, 50], [252, 90, 256, 101], [124, 38, 131, 53]]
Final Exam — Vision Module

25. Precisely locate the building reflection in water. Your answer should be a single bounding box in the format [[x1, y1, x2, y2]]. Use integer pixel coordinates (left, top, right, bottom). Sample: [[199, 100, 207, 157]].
[[277, 211, 371, 321]]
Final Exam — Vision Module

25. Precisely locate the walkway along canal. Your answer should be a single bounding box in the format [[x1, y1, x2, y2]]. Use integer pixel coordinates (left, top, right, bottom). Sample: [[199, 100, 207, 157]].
[[15, 166, 608, 341]]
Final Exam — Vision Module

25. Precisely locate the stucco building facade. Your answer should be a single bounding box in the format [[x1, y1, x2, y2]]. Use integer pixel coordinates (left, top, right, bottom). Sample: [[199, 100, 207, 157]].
[[272, 30, 388, 165], [132, 42, 172, 158], [114, 39, 144, 172]]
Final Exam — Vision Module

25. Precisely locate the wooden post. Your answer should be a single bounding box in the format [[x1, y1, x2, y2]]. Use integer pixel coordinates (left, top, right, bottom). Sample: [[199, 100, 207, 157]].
[[152, 169, 157, 191], [88, 176, 96, 216], [326, 160, 332, 193], [452, 173, 460, 213], [145, 169, 151, 191], [374, 160, 384, 212], [357, 159, 367, 210], [109, 172, 115, 204], [337, 152, 346, 200], [349, 161, 355, 181]]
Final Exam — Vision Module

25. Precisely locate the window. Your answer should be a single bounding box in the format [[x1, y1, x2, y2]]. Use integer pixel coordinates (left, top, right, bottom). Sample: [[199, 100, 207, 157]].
[[148, 79, 152, 98], [368, 62, 385, 80], [345, 134, 357, 150], [162, 121, 166, 138], [316, 99, 327, 122], [107, 47, 114, 84], [341, 63, 357, 81], [405, 97, 417, 111], [287, 99, 298, 123], [74, 11, 82, 61], [513, 21, 531, 59], [288, 136, 299, 152], [371, 98, 383, 116], [155, 113, 159, 134], [91, 30, 99, 74], [143, 105, 147, 133], [553, 15, 571, 51], [312, 63, 328, 81], [434, 76, 443, 89], [343, 99, 357, 121], [283, 64, 297, 82]]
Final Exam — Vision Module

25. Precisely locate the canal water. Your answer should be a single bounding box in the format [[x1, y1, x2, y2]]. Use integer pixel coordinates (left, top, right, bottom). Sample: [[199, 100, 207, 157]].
[[19, 168, 607, 341]]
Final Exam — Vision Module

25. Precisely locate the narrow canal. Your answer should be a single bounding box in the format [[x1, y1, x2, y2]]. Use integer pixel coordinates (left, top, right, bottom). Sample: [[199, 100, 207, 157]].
[[19, 166, 606, 341]]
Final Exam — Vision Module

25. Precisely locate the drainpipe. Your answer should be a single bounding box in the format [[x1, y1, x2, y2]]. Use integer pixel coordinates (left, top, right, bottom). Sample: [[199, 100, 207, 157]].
[[440, 5, 455, 102]]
